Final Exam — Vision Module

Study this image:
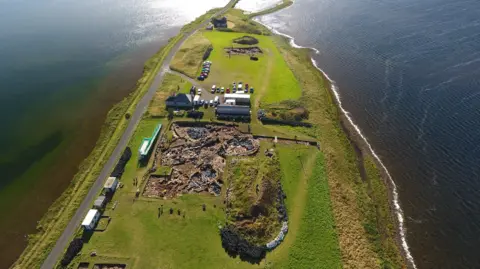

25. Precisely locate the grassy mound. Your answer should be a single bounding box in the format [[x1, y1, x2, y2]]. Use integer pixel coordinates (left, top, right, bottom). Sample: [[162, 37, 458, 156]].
[[233, 36, 259, 45], [225, 155, 282, 246], [225, 9, 270, 35], [170, 32, 212, 78]]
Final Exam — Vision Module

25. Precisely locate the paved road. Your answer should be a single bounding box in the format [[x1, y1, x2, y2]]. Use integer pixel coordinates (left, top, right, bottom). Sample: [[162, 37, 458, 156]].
[[40, 2, 235, 268]]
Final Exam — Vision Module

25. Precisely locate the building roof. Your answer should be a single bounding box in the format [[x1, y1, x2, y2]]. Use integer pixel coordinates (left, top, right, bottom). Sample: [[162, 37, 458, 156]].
[[166, 93, 192, 103], [224, 93, 251, 99], [82, 209, 99, 226], [216, 105, 251, 116], [104, 177, 118, 189], [94, 196, 106, 208], [138, 123, 162, 157]]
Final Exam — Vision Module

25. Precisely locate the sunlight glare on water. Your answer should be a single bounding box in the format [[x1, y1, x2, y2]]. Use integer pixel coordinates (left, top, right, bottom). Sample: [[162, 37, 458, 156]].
[[149, 0, 229, 26], [236, 0, 283, 12]]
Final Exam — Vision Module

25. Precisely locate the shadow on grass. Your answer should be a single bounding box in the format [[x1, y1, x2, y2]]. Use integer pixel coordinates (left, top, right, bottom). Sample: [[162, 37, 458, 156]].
[[220, 226, 266, 264]]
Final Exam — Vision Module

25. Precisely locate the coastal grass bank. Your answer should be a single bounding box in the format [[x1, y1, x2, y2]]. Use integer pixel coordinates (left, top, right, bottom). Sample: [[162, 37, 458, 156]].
[[15, 2, 405, 269]]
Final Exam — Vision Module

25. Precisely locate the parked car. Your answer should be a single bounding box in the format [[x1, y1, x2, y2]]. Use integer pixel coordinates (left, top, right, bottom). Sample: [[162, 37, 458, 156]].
[[232, 88, 236, 93], [217, 87, 221, 93], [197, 76, 204, 81], [244, 88, 248, 93], [214, 96, 219, 105], [211, 85, 216, 93], [250, 87, 254, 93], [221, 87, 225, 93], [226, 88, 230, 93], [209, 100, 214, 106], [204, 103, 209, 108], [200, 99, 205, 105], [198, 89, 202, 95], [245, 83, 249, 89]]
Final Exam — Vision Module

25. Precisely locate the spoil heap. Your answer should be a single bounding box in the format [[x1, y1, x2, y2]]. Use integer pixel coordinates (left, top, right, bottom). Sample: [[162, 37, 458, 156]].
[[143, 124, 260, 198]]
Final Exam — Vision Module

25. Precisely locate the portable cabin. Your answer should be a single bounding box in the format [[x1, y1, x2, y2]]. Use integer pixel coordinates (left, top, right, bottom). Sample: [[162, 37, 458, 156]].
[[104, 177, 119, 193], [223, 93, 251, 106], [193, 95, 201, 105], [93, 195, 107, 209], [82, 209, 101, 230]]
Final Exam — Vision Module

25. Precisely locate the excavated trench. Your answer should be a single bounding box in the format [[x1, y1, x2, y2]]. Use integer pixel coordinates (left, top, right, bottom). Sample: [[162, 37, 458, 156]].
[[143, 124, 259, 199]]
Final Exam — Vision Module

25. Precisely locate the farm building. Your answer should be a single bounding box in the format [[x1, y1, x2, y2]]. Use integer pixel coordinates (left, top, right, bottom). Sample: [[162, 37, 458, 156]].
[[82, 209, 101, 230], [93, 195, 107, 209], [104, 177, 118, 193], [138, 123, 162, 160], [165, 93, 193, 108], [223, 93, 251, 106], [215, 104, 251, 120], [212, 16, 227, 28]]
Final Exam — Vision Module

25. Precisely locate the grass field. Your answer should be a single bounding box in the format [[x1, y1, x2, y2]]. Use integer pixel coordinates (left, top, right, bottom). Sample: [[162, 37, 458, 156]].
[[148, 73, 189, 117], [48, 5, 403, 269], [273, 35, 405, 268], [201, 31, 302, 105], [170, 32, 211, 78]]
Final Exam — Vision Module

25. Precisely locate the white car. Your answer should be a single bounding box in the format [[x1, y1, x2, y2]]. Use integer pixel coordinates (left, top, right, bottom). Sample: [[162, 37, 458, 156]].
[[209, 100, 214, 106], [198, 89, 202, 95], [211, 85, 216, 93]]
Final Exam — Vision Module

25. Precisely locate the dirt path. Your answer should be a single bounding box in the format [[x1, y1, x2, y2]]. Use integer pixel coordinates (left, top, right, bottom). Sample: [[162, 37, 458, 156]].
[[34, 3, 237, 269]]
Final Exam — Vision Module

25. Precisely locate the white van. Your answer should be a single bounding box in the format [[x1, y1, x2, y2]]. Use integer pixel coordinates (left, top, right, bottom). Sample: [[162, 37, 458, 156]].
[[214, 96, 219, 105]]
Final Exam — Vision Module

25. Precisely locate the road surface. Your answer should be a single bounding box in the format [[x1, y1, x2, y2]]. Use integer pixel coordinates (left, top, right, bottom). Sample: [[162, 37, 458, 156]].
[[40, 2, 235, 268]]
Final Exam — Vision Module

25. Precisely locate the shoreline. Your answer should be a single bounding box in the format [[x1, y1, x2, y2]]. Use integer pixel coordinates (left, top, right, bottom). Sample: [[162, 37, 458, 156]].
[[253, 11, 417, 269], [13, 1, 415, 267]]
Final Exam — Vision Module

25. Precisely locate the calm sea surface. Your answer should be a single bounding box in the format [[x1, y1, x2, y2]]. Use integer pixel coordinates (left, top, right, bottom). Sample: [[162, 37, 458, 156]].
[[0, 0, 227, 267], [245, 0, 480, 267]]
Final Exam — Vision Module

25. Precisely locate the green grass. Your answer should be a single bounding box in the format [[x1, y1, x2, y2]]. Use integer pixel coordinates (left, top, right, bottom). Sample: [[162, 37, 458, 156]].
[[272, 35, 405, 267], [225, 9, 271, 35], [69, 119, 265, 269], [200, 31, 301, 105], [148, 73, 189, 117], [225, 153, 282, 245], [259, 144, 341, 269], [152, 166, 172, 176], [170, 32, 212, 78], [286, 153, 342, 269]]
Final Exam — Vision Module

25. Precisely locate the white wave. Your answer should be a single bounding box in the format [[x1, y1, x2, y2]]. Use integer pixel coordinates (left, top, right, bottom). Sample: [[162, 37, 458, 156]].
[[256, 11, 418, 269]]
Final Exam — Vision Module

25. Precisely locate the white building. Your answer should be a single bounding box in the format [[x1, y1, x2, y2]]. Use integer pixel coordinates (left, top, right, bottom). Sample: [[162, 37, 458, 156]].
[[223, 93, 251, 106], [82, 209, 101, 230]]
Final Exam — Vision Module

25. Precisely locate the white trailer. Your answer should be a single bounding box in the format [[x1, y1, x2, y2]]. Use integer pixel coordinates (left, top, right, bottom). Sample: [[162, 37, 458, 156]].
[[224, 93, 251, 106], [193, 95, 201, 105]]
